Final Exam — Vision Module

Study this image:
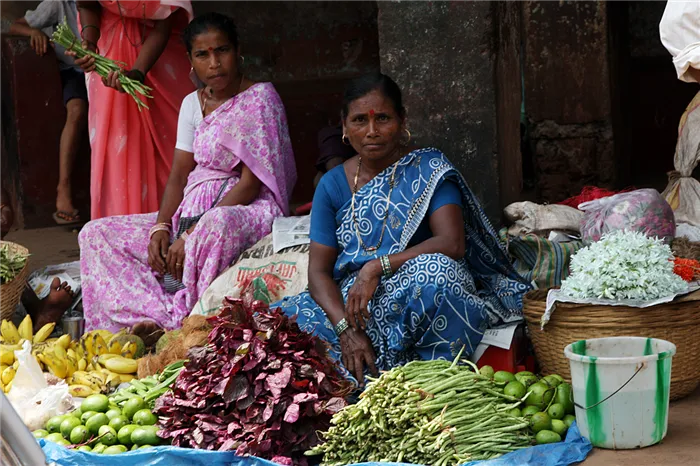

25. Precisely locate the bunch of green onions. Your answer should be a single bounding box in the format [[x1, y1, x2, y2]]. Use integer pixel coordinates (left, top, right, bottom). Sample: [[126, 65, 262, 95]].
[[51, 20, 152, 110]]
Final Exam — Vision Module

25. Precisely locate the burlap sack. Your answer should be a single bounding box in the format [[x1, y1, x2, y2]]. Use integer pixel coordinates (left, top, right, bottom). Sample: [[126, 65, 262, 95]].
[[662, 91, 700, 226]]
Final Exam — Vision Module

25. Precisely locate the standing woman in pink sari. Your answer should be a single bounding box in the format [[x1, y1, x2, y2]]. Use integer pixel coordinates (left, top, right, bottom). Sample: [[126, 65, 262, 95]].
[[72, 1, 195, 218], [78, 13, 296, 343]]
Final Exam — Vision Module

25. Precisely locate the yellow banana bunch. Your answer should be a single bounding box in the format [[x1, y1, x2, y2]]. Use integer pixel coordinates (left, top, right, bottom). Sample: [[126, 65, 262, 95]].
[[55, 334, 72, 350], [0, 348, 16, 366], [93, 333, 108, 356], [120, 341, 138, 359], [107, 339, 123, 355], [33, 323, 55, 344], [68, 384, 95, 397], [53, 343, 68, 361], [17, 315, 33, 341], [0, 320, 20, 344], [102, 356, 138, 374], [43, 350, 68, 379], [1, 366, 15, 385]]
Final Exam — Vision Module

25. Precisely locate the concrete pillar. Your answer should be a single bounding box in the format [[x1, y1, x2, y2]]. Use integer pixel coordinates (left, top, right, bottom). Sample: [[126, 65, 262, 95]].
[[377, 1, 522, 222], [523, 0, 615, 202]]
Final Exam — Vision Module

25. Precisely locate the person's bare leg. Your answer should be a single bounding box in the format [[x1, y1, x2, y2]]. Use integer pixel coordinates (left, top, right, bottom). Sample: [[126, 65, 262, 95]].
[[23, 277, 74, 332], [56, 98, 87, 216]]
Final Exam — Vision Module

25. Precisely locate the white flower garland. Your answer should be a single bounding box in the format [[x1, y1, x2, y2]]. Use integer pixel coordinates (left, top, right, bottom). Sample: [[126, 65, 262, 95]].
[[561, 230, 687, 301]]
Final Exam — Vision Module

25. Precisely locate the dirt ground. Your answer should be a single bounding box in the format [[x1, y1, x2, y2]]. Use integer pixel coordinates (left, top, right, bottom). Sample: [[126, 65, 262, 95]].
[[4, 226, 700, 465]]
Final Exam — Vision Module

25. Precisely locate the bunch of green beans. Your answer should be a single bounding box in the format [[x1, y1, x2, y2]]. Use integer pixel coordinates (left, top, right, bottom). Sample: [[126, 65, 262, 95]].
[[0, 244, 28, 284], [307, 356, 533, 466], [51, 20, 152, 110]]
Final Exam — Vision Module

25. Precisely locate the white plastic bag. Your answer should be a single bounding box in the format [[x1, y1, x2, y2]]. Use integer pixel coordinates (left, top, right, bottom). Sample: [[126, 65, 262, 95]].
[[7, 341, 73, 431]]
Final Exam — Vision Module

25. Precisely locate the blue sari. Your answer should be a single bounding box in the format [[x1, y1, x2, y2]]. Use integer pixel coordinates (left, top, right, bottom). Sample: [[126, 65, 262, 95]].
[[274, 148, 530, 376]]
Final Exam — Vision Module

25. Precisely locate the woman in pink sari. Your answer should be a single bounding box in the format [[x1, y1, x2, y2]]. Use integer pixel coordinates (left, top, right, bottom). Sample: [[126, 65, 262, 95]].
[[79, 13, 297, 342], [73, 1, 195, 218]]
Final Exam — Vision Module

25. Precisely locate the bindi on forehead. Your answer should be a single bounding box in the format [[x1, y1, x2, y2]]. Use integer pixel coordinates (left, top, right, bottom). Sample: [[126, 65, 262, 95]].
[[369, 109, 375, 117]]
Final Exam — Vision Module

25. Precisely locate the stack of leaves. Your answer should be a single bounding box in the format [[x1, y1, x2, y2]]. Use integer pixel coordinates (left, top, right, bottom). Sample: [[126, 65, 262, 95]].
[[51, 20, 152, 110], [307, 357, 532, 466], [154, 299, 352, 465], [0, 243, 28, 284]]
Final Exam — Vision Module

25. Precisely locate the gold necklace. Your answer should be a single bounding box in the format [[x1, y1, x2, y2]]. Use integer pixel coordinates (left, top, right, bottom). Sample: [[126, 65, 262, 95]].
[[351, 155, 399, 252], [116, 0, 146, 47]]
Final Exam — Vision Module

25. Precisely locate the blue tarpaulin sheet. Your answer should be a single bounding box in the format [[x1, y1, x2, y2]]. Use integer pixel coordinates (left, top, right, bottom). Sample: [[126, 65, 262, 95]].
[[40, 422, 591, 466]]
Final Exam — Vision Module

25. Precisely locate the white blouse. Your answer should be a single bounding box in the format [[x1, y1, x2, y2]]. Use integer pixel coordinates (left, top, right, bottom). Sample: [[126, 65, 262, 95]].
[[660, 0, 700, 83], [175, 91, 204, 153]]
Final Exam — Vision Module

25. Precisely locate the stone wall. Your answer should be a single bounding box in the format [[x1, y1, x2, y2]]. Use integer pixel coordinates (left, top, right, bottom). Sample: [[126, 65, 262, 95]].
[[378, 1, 522, 221], [523, 0, 616, 203]]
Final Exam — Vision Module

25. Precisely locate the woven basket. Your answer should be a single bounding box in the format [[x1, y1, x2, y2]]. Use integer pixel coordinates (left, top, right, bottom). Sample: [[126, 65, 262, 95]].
[[0, 241, 29, 321], [523, 289, 700, 401]]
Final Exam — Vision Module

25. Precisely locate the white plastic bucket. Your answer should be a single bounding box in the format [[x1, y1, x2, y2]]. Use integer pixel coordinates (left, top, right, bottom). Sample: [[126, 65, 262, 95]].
[[564, 337, 676, 449]]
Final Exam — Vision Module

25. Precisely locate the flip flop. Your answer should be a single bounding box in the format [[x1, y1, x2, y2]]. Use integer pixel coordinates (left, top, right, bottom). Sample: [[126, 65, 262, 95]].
[[53, 210, 81, 225]]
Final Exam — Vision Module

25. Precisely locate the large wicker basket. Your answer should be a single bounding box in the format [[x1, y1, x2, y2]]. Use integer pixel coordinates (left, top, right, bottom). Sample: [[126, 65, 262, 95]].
[[0, 241, 29, 321], [523, 289, 700, 401]]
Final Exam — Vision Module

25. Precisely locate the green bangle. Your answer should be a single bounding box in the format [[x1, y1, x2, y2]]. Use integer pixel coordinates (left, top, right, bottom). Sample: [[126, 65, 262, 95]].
[[380, 255, 393, 277]]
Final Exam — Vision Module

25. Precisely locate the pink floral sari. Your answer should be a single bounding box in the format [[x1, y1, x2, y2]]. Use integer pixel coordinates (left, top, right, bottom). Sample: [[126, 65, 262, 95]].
[[86, 0, 194, 219], [79, 83, 297, 331]]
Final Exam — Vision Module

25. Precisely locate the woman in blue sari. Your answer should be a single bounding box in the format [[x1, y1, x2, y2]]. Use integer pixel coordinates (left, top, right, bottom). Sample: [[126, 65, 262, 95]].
[[275, 73, 530, 385]]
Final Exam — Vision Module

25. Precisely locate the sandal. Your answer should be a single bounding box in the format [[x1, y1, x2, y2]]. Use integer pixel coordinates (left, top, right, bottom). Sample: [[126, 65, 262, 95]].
[[53, 210, 81, 225]]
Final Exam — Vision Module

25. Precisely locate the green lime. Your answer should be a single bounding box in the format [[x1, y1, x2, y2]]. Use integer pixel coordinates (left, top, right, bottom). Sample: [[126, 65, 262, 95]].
[[547, 403, 566, 420], [85, 413, 109, 436], [77, 445, 92, 452], [81, 394, 110, 413], [108, 415, 128, 432], [46, 415, 67, 434], [525, 382, 554, 409], [493, 371, 516, 385], [515, 374, 540, 388], [92, 443, 107, 453], [530, 412, 552, 433], [139, 445, 154, 450], [542, 375, 562, 388], [98, 425, 118, 446], [479, 365, 495, 378], [132, 409, 157, 426], [92, 443, 107, 454], [555, 383, 575, 414], [507, 408, 522, 417], [45, 432, 66, 444], [69, 425, 90, 444], [103, 445, 128, 455], [55, 439, 70, 447], [81, 411, 98, 424], [118, 424, 139, 446], [105, 408, 122, 421], [521, 405, 540, 418], [535, 429, 562, 445], [131, 426, 159, 446], [563, 414, 576, 428], [32, 429, 49, 439], [122, 396, 146, 421], [60, 416, 82, 439], [551, 374, 565, 384], [551, 419, 568, 436], [68, 409, 82, 419], [503, 381, 527, 399], [131, 444, 140, 451], [515, 371, 535, 378]]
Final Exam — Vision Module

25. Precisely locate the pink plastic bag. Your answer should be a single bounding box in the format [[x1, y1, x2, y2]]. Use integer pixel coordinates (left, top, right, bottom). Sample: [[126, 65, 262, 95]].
[[579, 189, 676, 243]]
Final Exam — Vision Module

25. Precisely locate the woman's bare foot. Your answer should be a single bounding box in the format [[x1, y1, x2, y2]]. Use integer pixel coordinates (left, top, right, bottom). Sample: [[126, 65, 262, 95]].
[[131, 320, 164, 348], [24, 277, 74, 332]]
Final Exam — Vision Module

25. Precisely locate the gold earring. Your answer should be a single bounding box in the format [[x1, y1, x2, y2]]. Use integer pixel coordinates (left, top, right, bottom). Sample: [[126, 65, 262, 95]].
[[403, 128, 411, 145], [341, 134, 351, 146]]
